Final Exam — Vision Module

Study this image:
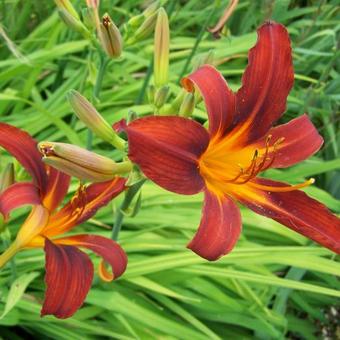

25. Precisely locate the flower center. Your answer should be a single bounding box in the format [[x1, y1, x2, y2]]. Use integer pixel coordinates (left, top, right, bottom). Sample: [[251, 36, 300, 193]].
[[198, 134, 313, 196]]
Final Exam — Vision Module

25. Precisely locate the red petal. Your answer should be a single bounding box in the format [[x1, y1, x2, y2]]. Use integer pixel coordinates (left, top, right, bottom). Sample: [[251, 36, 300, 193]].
[[0, 123, 48, 194], [43, 167, 71, 212], [0, 182, 41, 219], [43, 177, 126, 237], [54, 234, 127, 280], [232, 22, 294, 144], [236, 178, 340, 253], [41, 238, 94, 319], [188, 191, 242, 260], [268, 114, 323, 168], [182, 65, 235, 137], [125, 116, 209, 194], [251, 114, 324, 168]]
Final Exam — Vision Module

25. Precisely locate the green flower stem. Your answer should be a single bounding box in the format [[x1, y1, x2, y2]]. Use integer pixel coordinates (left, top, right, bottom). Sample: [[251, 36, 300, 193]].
[[136, 58, 154, 105], [111, 179, 146, 241]]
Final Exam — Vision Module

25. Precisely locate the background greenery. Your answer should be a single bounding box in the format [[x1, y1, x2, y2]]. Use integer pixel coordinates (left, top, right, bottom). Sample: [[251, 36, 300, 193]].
[[0, 0, 339, 339]]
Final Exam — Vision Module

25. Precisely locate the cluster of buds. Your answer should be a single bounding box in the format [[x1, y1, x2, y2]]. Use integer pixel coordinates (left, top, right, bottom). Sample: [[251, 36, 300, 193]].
[[54, 0, 123, 59], [37, 88, 136, 183], [159, 51, 215, 117], [54, 0, 92, 40], [125, 1, 160, 44]]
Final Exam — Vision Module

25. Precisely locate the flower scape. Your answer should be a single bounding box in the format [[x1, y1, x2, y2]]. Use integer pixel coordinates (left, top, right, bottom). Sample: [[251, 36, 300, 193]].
[[0, 1, 339, 337]]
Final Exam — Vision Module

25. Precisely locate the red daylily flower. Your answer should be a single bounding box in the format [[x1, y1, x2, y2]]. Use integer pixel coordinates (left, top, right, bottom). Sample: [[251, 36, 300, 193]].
[[0, 123, 127, 318], [121, 21, 340, 260]]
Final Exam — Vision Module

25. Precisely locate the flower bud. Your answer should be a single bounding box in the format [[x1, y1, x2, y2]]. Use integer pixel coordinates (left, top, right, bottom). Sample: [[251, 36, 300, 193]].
[[0, 163, 14, 193], [127, 14, 144, 28], [143, 1, 160, 17], [82, 7, 96, 29], [154, 8, 169, 88], [86, 0, 99, 9], [67, 90, 126, 150], [58, 9, 91, 39], [179, 92, 195, 117], [99, 14, 123, 58], [154, 85, 169, 108], [129, 10, 158, 43], [158, 103, 174, 115], [171, 89, 186, 111], [38, 142, 132, 182], [54, 0, 79, 19]]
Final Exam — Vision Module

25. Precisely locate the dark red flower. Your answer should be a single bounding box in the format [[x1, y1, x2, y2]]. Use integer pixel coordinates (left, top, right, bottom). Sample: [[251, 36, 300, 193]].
[[0, 123, 127, 318], [122, 22, 340, 260]]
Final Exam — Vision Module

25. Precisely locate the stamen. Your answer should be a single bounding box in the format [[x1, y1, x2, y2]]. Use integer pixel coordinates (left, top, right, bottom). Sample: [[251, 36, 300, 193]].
[[232, 150, 259, 184], [260, 136, 285, 171], [255, 135, 272, 172], [199, 134, 288, 189], [71, 184, 87, 218], [249, 178, 315, 192]]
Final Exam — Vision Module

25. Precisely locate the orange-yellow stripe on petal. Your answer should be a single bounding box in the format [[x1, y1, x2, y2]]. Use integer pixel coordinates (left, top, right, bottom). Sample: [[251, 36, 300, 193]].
[[99, 260, 114, 282], [234, 178, 340, 253], [16, 205, 49, 248], [228, 22, 294, 146]]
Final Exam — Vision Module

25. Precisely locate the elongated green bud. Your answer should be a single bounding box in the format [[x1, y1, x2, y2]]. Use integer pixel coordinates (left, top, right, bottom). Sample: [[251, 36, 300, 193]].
[[67, 90, 126, 150], [143, 1, 160, 17], [179, 93, 195, 117], [58, 9, 91, 39], [82, 8, 96, 29], [38, 142, 132, 182], [0, 163, 14, 193], [154, 85, 169, 108], [171, 89, 186, 111], [154, 8, 169, 88], [131, 11, 158, 43], [127, 1, 159, 29], [128, 14, 144, 28], [54, 0, 79, 19], [99, 14, 123, 58]]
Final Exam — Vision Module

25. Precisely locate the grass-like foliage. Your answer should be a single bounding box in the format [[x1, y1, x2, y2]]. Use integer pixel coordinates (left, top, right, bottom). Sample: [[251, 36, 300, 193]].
[[0, 0, 339, 338]]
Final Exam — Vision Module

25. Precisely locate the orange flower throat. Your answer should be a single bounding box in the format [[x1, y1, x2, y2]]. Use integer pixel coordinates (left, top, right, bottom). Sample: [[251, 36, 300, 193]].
[[198, 133, 314, 198]]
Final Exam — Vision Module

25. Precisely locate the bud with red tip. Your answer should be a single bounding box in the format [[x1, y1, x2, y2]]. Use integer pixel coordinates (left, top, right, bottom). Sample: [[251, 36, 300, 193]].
[[38, 142, 132, 182], [99, 14, 123, 58]]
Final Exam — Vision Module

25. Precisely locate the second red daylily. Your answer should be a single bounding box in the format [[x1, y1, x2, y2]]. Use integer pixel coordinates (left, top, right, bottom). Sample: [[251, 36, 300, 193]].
[[0, 123, 127, 318], [120, 21, 340, 260]]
